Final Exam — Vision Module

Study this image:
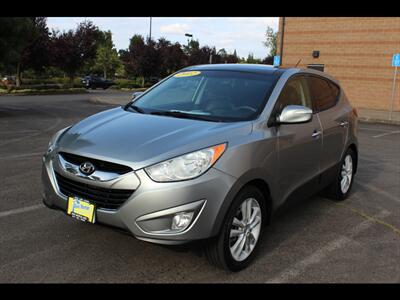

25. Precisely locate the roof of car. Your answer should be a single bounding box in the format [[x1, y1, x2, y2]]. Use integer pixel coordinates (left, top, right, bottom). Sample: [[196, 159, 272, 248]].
[[183, 63, 287, 76]]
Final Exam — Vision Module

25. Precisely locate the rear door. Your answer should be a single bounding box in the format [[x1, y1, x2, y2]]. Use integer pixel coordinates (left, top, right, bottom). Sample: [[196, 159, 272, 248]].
[[273, 75, 323, 202], [306, 75, 348, 174]]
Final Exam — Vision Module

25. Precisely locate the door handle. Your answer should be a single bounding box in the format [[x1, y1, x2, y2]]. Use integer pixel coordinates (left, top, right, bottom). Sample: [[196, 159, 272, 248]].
[[312, 130, 322, 138], [339, 121, 349, 127]]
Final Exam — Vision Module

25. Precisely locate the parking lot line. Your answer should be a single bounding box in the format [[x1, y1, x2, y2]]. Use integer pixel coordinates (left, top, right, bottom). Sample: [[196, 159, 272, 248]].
[[266, 209, 390, 283], [372, 131, 400, 138], [355, 181, 400, 203], [0, 204, 44, 218], [358, 127, 393, 132]]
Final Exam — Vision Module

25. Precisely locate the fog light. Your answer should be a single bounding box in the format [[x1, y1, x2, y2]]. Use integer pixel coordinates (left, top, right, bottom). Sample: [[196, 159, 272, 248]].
[[171, 212, 194, 231]]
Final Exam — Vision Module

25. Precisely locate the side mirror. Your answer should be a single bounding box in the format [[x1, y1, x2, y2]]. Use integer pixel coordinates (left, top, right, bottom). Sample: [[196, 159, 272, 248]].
[[131, 91, 144, 100], [277, 105, 313, 124]]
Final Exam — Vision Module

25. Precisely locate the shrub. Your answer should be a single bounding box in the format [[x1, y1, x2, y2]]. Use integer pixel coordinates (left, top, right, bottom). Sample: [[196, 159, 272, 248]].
[[113, 79, 141, 89]]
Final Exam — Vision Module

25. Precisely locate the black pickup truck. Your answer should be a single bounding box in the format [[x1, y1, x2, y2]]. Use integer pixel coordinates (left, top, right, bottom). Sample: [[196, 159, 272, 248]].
[[81, 76, 115, 89]]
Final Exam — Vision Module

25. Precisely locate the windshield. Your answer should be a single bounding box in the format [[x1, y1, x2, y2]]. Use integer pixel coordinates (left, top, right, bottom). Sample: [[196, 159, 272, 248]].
[[129, 70, 280, 122]]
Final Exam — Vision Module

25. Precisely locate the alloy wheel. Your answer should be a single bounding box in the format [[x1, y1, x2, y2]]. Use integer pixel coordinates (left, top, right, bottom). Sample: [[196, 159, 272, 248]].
[[340, 154, 353, 194], [229, 198, 262, 262]]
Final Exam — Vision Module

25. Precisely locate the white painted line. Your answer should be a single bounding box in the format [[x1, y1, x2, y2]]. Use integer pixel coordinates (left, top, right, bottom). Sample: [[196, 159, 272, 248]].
[[372, 130, 400, 138], [355, 182, 400, 203], [359, 127, 392, 132], [0, 204, 44, 218], [266, 210, 390, 283]]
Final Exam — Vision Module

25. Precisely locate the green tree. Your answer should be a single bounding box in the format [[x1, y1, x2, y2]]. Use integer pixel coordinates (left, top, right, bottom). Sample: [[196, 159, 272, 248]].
[[245, 53, 262, 64], [21, 18, 52, 75], [0, 17, 39, 86], [51, 20, 103, 86], [120, 35, 160, 87], [93, 31, 122, 79], [263, 26, 277, 57], [156, 37, 186, 77]]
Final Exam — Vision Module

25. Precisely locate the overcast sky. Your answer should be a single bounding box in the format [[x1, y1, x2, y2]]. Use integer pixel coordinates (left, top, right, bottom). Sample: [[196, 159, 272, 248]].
[[47, 17, 279, 59]]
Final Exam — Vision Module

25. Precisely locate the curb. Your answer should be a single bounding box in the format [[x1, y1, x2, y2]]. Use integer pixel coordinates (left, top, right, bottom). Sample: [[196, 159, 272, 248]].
[[88, 96, 128, 106]]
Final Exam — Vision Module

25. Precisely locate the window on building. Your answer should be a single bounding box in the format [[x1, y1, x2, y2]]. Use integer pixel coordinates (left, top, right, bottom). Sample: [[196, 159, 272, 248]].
[[307, 76, 339, 112], [307, 64, 324, 72]]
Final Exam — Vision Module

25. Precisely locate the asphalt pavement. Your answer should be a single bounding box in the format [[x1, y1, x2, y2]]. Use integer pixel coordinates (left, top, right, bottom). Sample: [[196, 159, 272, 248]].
[[0, 89, 399, 283]]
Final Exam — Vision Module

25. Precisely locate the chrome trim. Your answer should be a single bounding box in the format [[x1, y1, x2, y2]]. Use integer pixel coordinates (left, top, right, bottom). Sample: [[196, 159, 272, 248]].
[[58, 153, 123, 182]]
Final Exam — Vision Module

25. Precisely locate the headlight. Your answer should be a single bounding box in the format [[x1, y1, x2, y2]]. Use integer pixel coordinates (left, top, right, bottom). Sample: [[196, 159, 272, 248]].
[[145, 143, 227, 182], [46, 126, 71, 154]]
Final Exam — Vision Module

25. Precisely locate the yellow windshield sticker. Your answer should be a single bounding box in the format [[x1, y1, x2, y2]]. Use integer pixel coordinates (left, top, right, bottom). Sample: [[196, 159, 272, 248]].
[[174, 71, 201, 78]]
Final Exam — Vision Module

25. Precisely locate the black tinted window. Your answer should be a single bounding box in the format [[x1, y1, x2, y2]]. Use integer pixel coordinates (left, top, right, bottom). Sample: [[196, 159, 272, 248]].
[[275, 76, 312, 114], [307, 76, 339, 112]]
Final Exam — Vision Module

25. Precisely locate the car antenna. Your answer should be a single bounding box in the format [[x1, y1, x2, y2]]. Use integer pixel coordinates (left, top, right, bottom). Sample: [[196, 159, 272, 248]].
[[295, 59, 302, 68]]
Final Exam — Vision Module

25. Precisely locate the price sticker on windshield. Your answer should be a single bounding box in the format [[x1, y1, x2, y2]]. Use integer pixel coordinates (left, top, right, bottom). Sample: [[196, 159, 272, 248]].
[[174, 71, 201, 78]]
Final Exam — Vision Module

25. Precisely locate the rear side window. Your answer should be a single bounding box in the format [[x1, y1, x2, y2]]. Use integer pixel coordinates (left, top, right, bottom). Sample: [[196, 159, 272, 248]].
[[307, 76, 340, 112]]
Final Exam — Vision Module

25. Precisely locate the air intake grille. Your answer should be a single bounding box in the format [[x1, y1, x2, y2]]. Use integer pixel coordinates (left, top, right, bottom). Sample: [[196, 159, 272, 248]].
[[59, 152, 132, 175], [55, 172, 134, 210]]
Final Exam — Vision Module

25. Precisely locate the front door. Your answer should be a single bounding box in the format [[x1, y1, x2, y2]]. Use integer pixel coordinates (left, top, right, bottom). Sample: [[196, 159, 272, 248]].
[[272, 75, 323, 203]]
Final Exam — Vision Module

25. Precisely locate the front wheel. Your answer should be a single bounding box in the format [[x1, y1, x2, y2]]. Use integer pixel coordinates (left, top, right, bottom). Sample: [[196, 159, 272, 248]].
[[205, 185, 266, 271], [326, 148, 356, 201]]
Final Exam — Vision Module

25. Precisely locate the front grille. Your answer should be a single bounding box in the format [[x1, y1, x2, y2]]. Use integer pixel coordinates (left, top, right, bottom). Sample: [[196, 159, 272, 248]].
[[59, 152, 132, 175], [55, 172, 134, 210]]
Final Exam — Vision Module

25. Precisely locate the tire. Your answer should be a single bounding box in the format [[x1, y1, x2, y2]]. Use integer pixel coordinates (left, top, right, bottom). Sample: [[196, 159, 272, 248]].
[[326, 148, 356, 201], [205, 185, 266, 272]]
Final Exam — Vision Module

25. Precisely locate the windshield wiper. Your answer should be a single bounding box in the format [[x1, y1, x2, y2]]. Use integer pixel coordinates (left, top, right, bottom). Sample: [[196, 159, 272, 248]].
[[127, 104, 145, 114], [150, 110, 219, 122]]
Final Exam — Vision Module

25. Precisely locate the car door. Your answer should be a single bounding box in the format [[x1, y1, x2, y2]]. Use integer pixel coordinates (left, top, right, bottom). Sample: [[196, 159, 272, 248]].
[[272, 75, 323, 203], [306, 75, 348, 175]]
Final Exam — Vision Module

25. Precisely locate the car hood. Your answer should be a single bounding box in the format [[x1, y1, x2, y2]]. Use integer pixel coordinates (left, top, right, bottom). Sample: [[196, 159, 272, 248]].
[[58, 107, 253, 170]]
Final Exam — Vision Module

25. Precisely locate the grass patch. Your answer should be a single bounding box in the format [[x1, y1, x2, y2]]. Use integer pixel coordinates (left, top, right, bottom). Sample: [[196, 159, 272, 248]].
[[0, 88, 88, 96]]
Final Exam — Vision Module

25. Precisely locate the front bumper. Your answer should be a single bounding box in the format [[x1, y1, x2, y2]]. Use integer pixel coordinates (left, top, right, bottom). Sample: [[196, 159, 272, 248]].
[[42, 151, 237, 245]]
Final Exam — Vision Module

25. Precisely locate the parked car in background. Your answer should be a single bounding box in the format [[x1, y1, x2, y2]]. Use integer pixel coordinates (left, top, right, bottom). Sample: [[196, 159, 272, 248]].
[[81, 75, 115, 90], [1, 75, 16, 86], [43, 64, 358, 271]]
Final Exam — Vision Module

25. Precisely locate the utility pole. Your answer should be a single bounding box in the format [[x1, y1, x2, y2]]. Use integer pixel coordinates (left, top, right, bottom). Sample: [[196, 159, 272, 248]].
[[149, 17, 152, 40], [185, 33, 193, 46]]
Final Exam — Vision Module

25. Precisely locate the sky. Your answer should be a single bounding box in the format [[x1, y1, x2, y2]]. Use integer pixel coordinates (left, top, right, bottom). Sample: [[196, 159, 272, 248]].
[[47, 17, 279, 59]]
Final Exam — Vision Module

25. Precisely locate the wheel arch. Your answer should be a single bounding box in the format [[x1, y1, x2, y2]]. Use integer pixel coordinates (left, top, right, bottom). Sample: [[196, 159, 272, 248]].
[[210, 172, 274, 237]]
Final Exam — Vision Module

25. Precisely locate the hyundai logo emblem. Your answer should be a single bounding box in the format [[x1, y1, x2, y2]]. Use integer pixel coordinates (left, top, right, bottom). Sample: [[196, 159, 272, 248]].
[[79, 162, 95, 175]]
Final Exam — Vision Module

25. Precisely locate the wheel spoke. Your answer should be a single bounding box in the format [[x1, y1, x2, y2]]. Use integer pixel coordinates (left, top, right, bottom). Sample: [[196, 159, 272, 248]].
[[249, 216, 261, 230], [232, 217, 245, 228], [232, 234, 246, 257], [230, 229, 244, 238], [241, 201, 247, 222], [246, 200, 253, 222], [341, 177, 347, 192], [249, 206, 260, 224]]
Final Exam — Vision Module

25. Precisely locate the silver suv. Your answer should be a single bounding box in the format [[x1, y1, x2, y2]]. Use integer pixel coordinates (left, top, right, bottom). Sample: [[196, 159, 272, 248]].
[[42, 64, 358, 271]]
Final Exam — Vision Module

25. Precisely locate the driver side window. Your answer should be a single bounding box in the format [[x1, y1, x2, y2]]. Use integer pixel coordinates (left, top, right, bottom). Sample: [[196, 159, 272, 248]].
[[274, 76, 312, 115]]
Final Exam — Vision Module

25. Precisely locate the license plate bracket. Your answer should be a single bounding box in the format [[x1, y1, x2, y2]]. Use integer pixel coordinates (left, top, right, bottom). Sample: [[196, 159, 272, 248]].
[[67, 196, 96, 223]]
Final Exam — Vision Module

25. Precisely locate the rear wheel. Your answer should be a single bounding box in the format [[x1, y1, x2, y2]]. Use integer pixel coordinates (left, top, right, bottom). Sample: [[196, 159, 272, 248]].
[[326, 148, 356, 201], [205, 185, 266, 271]]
